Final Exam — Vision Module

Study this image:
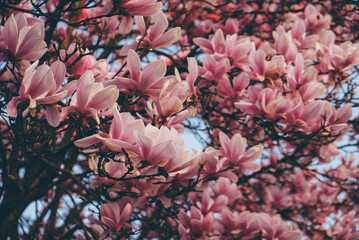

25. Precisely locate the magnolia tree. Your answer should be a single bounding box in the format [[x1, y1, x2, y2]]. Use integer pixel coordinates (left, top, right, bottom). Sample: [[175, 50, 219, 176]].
[[0, 0, 359, 239]]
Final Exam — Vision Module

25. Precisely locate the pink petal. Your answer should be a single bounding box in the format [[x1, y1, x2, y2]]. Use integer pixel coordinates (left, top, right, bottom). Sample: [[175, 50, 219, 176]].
[[127, 49, 142, 82], [119, 203, 132, 224], [134, 16, 146, 36], [139, 59, 166, 91], [90, 59, 109, 81], [148, 140, 176, 166], [74, 134, 106, 148], [7, 97, 22, 117], [104, 138, 139, 154], [202, 212, 214, 231], [76, 71, 94, 110], [4, 14, 19, 54], [27, 65, 56, 99], [46, 105, 60, 127], [212, 29, 226, 53], [150, 27, 181, 49], [87, 85, 119, 111], [148, 11, 168, 41], [193, 38, 214, 54], [50, 61, 66, 90]]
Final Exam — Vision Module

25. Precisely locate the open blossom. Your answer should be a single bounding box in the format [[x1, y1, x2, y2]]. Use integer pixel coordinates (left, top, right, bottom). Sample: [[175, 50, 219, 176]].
[[91, 201, 132, 239], [217, 210, 260, 239], [135, 11, 181, 49], [193, 29, 226, 55], [199, 55, 230, 82], [286, 101, 352, 134], [101, 0, 163, 16], [236, 86, 297, 121], [186, 57, 198, 96], [7, 61, 76, 127], [60, 43, 109, 81], [178, 206, 214, 239], [197, 188, 228, 213], [75, 106, 145, 154], [61, 70, 119, 124], [155, 73, 189, 118], [263, 185, 292, 210], [133, 125, 177, 167], [114, 49, 166, 96], [256, 213, 302, 240], [0, 13, 47, 61], [219, 132, 263, 172], [217, 72, 249, 99]]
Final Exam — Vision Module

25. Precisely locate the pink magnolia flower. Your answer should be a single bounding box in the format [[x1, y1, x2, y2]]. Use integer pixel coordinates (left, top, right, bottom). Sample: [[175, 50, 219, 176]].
[[236, 86, 297, 121], [263, 185, 292, 210], [285, 54, 318, 92], [219, 132, 263, 172], [143, 101, 191, 132], [256, 213, 302, 240], [272, 25, 298, 63], [75, 106, 145, 154], [7, 61, 76, 127], [199, 55, 230, 82], [135, 11, 181, 49], [287, 101, 352, 134], [212, 18, 239, 35], [225, 35, 251, 67], [291, 19, 319, 49], [0, 13, 47, 61], [133, 125, 177, 167], [186, 57, 198, 96], [101, 0, 163, 16], [247, 47, 286, 82], [218, 210, 260, 239], [217, 72, 249, 99], [327, 42, 359, 72], [60, 43, 109, 81], [197, 188, 228, 213], [178, 206, 214, 239], [304, 4, 332, 33], [61, 70, 119, 124], [155, 75, 189, 118], [93, 201, 132, 239], [211, 177, 241, 200], [193, 29, 226, 55], [114, 49, 166, 97]]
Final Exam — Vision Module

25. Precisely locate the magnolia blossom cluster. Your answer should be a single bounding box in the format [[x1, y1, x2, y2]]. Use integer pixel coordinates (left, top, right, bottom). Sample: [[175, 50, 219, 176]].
[[0, 0, 358, 239]]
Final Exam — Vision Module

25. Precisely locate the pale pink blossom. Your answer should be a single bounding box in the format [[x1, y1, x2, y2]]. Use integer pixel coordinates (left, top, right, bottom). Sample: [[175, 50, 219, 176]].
[[7, 61, 76, 127], [178, 206, 214, 239], [263, 185, 292, 210], [101, 0, 163, 16], [60, 43, 109, 81], [155, 76, 189, 118], [193, 29, 226, 55], [304, 4, 332, 33], [256, 213, 302, 240], [0, 13, 47, 61], [236, 86, 298, 121], [219, 132, 263, 172], [135, 11, 181, 49], [217, 72, 249, 99], [217, 210, 260, 239], [75, 106, 145, 154], [199, 55, 230, 82], [114, 49, 166, 97], [94, 201, 132, 238], [61, 71, 119, 124], [186, 57, 198, 96], [197, 188, 228, 213]]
